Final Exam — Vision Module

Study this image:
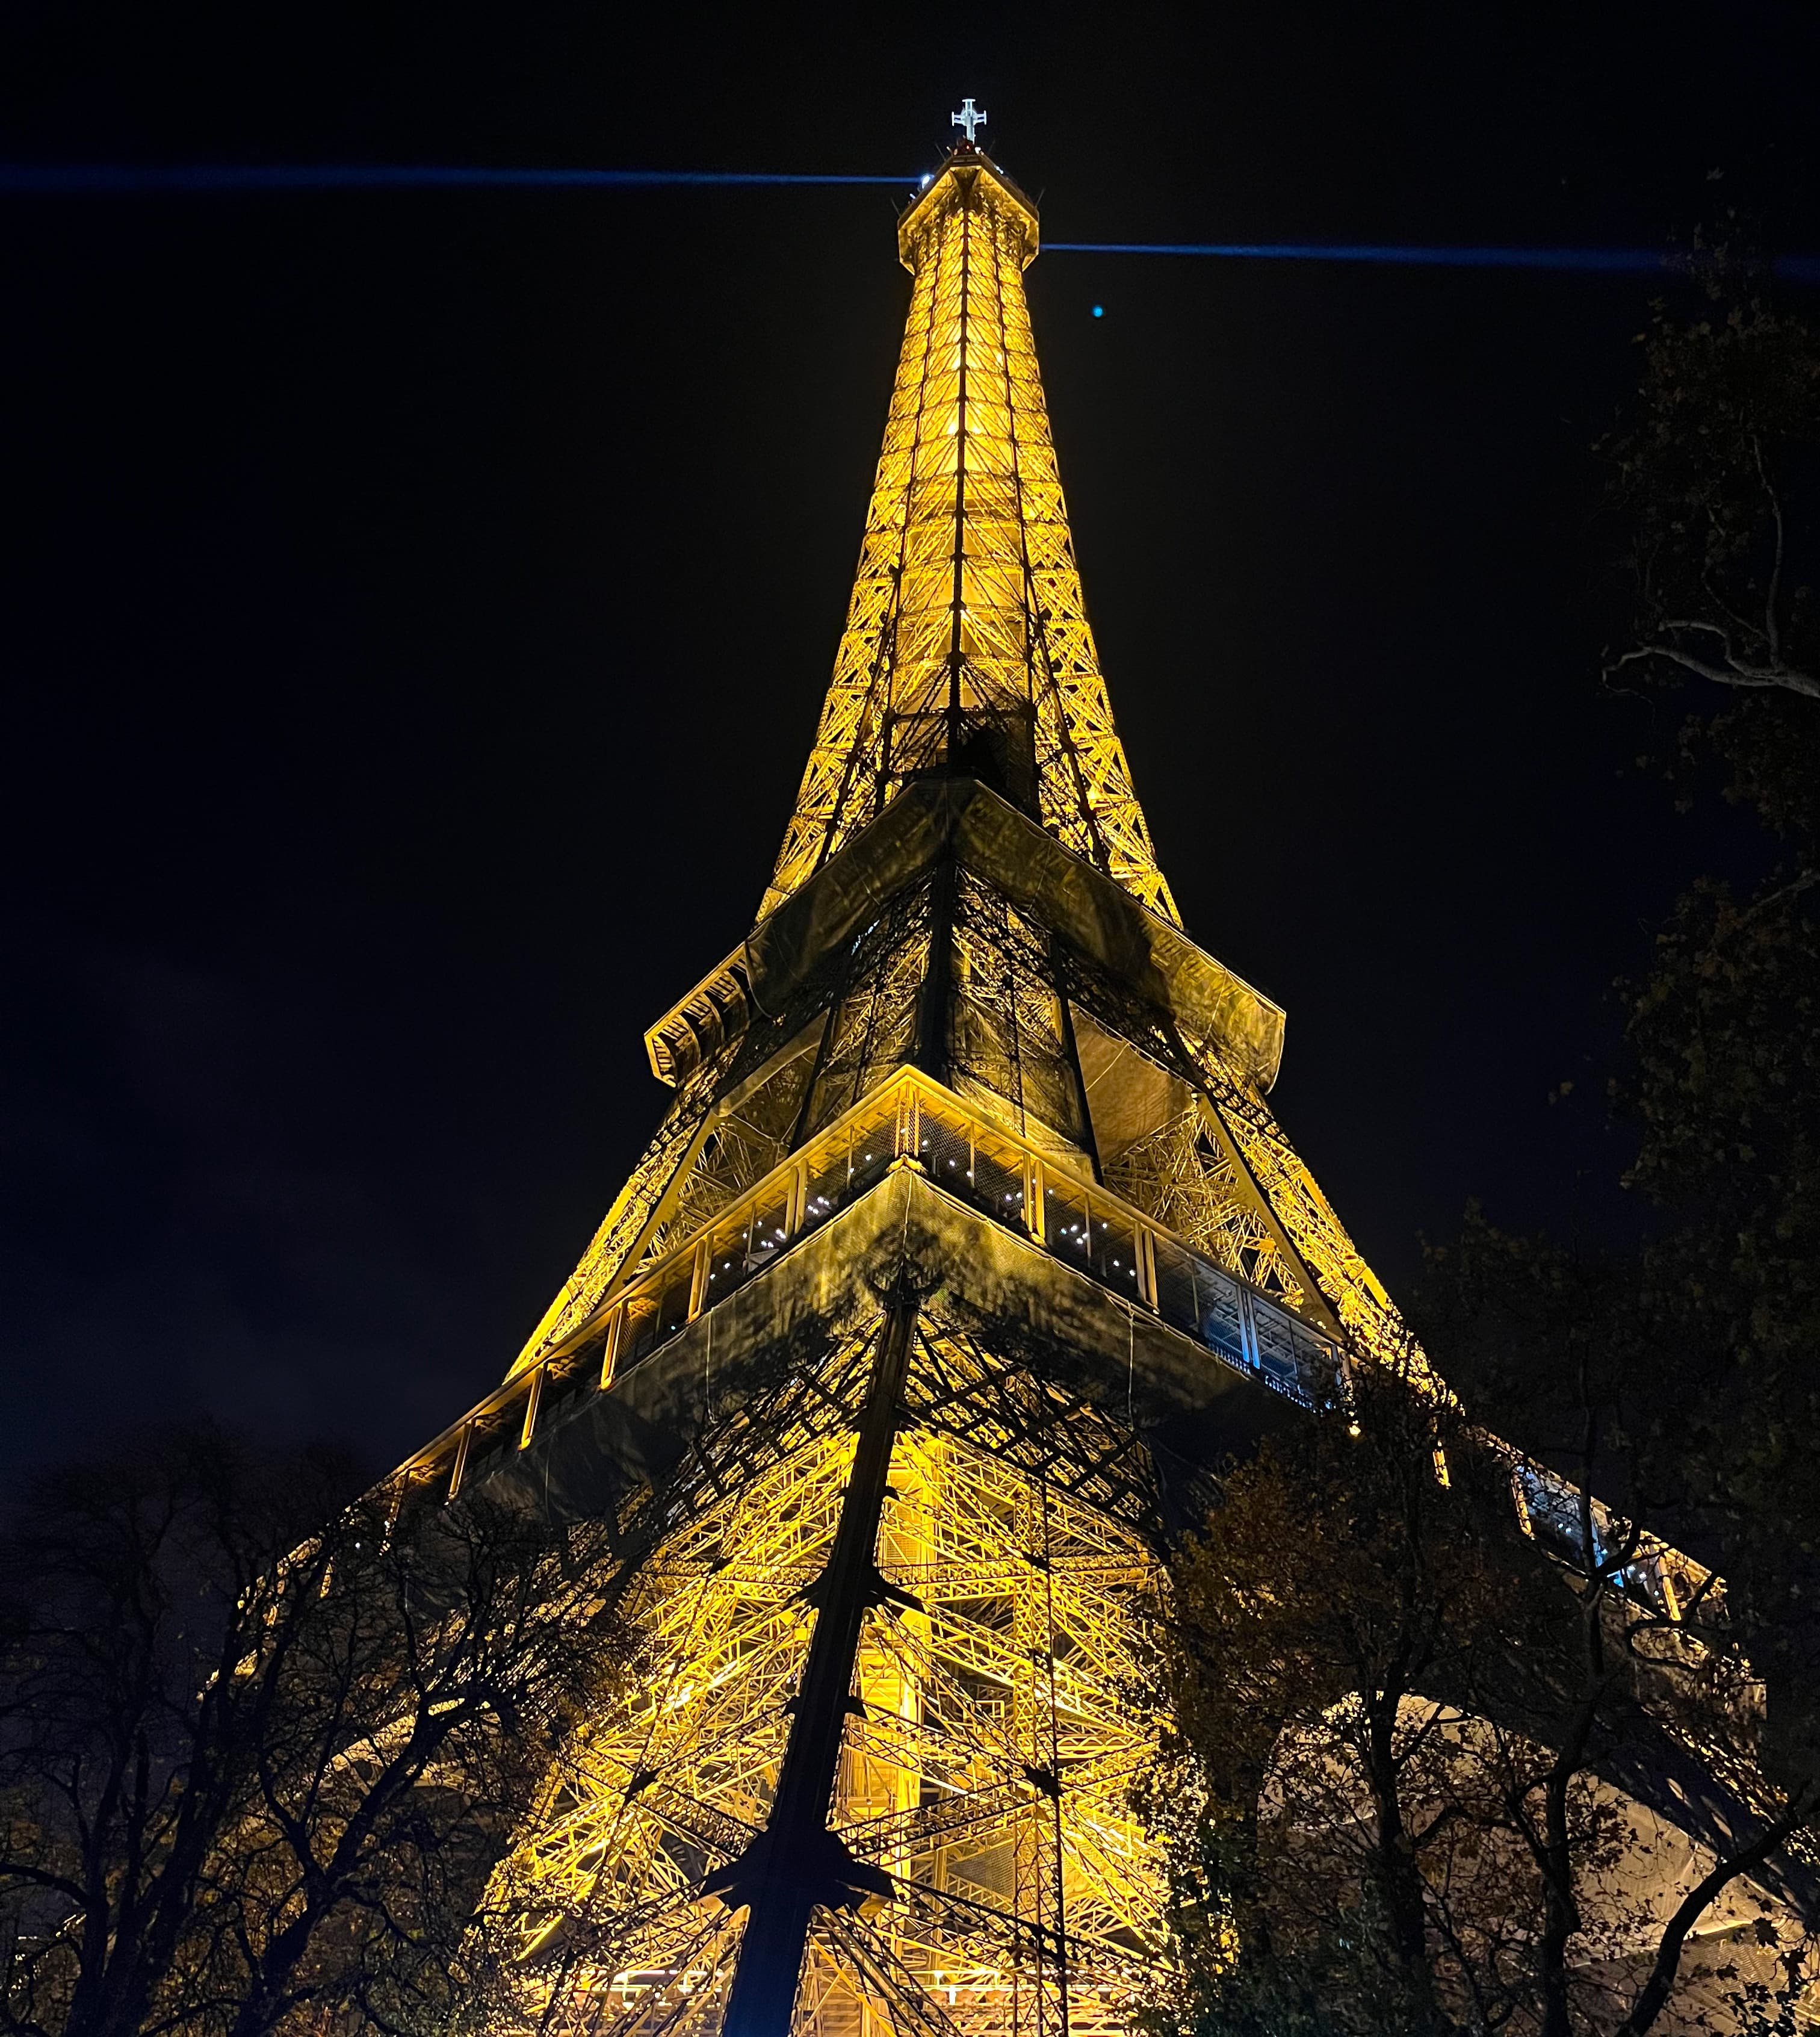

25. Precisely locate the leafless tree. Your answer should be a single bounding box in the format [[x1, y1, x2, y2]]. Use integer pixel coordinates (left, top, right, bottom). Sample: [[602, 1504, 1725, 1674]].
[[1602, 266, 1819, 705], [0, 1426, 621, 2037]]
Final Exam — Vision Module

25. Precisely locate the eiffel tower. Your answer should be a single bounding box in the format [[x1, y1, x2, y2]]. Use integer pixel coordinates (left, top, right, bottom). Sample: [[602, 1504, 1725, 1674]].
[[401, 129, 1423, 2037]]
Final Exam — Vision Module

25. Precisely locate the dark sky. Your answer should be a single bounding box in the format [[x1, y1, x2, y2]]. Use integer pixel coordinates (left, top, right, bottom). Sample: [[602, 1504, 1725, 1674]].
[[3, 2, 1817, 1478]]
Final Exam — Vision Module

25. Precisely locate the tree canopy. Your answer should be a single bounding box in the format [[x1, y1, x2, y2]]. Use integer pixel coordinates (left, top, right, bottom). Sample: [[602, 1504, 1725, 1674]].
[[1157, 260, 1820, 2037], [0, 1427, 621, 2037]]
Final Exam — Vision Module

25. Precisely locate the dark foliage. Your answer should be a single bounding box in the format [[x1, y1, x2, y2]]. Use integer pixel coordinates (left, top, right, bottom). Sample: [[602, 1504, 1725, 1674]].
[[0, 1426, 621, 2037], [1154, 1368, 1814, 2037], [1155, 273, 1820, 2033]]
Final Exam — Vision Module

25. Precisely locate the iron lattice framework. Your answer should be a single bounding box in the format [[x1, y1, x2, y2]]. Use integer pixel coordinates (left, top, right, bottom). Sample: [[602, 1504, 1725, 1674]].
[[399, 138, 1484, 2037], [492, 1303, 1169, 2037], [761, 149, 1177, 928]]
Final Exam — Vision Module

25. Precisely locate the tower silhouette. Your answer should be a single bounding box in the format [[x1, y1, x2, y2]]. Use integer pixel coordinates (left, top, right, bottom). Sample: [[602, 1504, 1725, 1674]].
[[406, 137, 1420, 2037]]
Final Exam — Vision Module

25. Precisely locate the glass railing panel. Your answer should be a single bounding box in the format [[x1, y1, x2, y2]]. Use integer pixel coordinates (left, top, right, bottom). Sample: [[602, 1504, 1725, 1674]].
[[802, 1127, 853, 1233], [704, 1209, 757, 1306], [1251, 1298, 1314, 1402], [1092, 1206, 1144, 1299], [462, 1391, 530, 1489], [1150, 1235, 1200, 1337], [1289, 1319, 1340, 1403], [658, 1267, 695, 1339], [621, 1269, 694, 1368], [1190, 1255, 1251, 1370], [622, 1293, 661, 1367], [846, 1101, 898, 1196], [744, 1192, 793, 1276], [536, 1357, 593, 1431], [973, 1135, 1027, 1226], [597, 1071, 1346, 1413], [1044, 1175, 1094, 1271], [1517, 1466, 1590, 1565], [920, 1105, 974, 1197]]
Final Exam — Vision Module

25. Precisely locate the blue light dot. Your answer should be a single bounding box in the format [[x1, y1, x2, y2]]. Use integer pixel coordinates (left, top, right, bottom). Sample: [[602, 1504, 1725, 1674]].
[[1091, 304, 1104, 318]]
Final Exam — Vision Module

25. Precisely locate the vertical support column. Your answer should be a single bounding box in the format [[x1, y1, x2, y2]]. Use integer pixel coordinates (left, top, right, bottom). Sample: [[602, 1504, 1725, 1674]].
[[446, 1424, 472, 1503], [687, 1236, 712, 1320], [1012, 1433, 1072, 2037], [1136, 1226, 1159, 1310], [518, 1368, 544, 1449], [715, 1298, 918, 2037]]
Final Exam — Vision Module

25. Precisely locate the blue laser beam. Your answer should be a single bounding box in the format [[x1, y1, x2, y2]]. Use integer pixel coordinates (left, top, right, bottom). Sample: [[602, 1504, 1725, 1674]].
[[1047, 240, 1662, 271], [5, 169, 1815, 284], [0, 163, 919, 193], [1047, 240, 1820, 285]]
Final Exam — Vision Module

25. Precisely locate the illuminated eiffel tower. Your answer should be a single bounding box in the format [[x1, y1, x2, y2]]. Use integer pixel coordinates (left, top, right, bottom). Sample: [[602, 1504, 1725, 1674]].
[[403, 130, 1419, 2037]]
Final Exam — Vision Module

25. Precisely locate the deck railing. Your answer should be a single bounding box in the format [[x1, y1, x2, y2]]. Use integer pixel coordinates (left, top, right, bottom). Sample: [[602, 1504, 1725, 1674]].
[[604, 1071, 1346, 1413], [401, 1069, 1346, 1510], [391, 1065, 1724, 1629]]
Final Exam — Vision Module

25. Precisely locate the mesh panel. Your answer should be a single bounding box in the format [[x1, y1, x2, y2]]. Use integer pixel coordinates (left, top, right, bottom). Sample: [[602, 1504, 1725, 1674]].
[[804, 887, 932, 1136], [920, 1111, 973, 1195], [949, 870, 1089, 1152], [974, 1141, 1026, 1223]]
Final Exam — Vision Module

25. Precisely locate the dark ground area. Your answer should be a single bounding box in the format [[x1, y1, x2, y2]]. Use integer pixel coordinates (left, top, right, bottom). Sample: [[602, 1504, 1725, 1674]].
[[2, 2, 1817, 1474]]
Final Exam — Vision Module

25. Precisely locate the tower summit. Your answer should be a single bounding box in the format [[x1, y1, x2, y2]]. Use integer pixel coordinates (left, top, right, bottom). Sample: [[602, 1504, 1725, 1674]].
[[398, 131, 1414, 2037], [765, 137, 1179, 930]]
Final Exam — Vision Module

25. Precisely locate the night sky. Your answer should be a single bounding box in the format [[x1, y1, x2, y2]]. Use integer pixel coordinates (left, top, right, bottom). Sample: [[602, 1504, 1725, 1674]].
[[4, 4, 1818, 1478]]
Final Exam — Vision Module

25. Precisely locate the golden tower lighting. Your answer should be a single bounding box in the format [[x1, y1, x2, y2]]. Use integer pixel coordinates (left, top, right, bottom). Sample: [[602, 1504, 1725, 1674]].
[[395, 125, 1437, 2037]]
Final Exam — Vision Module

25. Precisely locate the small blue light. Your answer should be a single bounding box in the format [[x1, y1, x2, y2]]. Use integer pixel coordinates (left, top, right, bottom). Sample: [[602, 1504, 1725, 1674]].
[[1091, 303, 1104, 318]]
